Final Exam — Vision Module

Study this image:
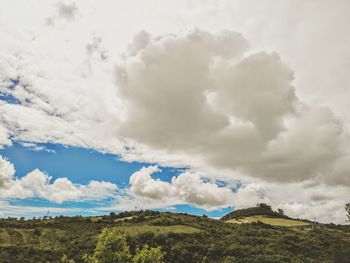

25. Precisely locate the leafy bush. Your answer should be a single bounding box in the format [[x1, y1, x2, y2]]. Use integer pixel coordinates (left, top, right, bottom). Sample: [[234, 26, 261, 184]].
[[133, 245, 164, 263], [85, 227, 132, 263]]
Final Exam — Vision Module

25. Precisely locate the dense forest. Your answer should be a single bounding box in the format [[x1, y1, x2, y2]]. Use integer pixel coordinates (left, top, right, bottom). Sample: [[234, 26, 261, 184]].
[[0, 208, 350, 262]]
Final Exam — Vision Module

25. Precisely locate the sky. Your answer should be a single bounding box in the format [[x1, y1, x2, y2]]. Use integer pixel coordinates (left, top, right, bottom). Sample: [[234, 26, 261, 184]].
[[0, 0, 349, 223]]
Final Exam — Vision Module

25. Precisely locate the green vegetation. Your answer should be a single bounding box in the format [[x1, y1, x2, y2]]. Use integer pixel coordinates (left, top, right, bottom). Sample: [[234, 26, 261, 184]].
[[0, 209, 349, 262], [222, 203, 310, 227], [221, 203, 291, 221], [84, 227, 132, 263], [133, 245, 164, 263], [227, 215, 310, 227], [67, 226, 164, 263]]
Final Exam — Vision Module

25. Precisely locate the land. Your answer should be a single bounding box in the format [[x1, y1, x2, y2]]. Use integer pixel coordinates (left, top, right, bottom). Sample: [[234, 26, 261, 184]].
[[0, 208, 349, 262]]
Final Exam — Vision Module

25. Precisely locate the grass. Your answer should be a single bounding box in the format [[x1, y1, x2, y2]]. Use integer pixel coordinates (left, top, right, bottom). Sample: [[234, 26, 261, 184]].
[[0, 228, 11, 246], [115, 225, 201, 236], [226, 215, 310, 227], [114, 216, 134, 222], [0, 227, 66, 250]]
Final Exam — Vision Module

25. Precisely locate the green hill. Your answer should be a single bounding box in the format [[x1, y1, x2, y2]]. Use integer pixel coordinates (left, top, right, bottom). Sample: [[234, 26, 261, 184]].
[[0, 210, 349, 262], [221, 204, 311, 227], [221, 204, 289, 220], [226, 215, 310, 227]]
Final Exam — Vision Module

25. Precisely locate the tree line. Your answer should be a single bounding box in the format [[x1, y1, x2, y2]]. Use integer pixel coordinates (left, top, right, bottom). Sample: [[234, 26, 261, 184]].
[[61, 227, 164, 263]]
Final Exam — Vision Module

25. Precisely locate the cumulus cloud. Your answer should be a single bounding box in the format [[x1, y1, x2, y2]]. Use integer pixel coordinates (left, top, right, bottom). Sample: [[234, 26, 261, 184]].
[[269, 182, 350, 223], [129, 166, 173, 199], [0, 125, 11, 148], [233, 183, 269, 209], [128, 166, 235, 210], [121, 166, 349, 223], [258, 106, 344, 181], [0, 156, 15, 188], [0, 156, 118, 203], [113, 29, 350, 223], [116, 29, 347, 185]]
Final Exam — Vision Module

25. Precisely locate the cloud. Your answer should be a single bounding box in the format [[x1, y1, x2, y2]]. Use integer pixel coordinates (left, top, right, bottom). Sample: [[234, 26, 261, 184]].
[[116, 29, 347, 185], [256, 106, 344, 182], [265, 181, 349, 224], [0, 156, 15, 187], [46, 0, 78, 25], [0, 1, 350, 223], [113, 29, 350, 223], [0, 156, 118, 203], [0, 200, 84, 218], [0, 124, 11, 148], [128, 166, 235, 210], [18, 141, 56, 153], [122, 166, 349, 223], [129, 166, 173, 200], [57, 0, 78, 20], [233, 183, 269, 209]]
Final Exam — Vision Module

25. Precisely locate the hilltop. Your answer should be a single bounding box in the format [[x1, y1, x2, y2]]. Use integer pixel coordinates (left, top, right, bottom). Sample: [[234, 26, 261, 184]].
[[0, 210, 349, 262], [221, 204, 311, 227], [221, 203, 288, 221]]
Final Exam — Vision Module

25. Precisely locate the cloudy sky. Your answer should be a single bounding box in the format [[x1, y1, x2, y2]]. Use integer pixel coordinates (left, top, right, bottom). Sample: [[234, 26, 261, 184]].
[[0, 0, 349, 223]]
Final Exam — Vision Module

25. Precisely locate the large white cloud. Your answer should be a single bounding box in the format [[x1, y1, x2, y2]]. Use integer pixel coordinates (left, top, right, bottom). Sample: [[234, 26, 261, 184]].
[[128, 166, 235, 210], [116, 29, 348, 185], [0, 156, 118, 203], [129, 166, 173, 200], [118, 165, 348, 223], [113, 29, 350, 223]]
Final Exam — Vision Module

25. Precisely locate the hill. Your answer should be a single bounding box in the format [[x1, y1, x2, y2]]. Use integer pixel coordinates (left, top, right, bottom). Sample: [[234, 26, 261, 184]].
[[226, 216, 310, 227], [221, 204, 289, 220], [221, 204, 311, 227], [0, 210, 350, 262]]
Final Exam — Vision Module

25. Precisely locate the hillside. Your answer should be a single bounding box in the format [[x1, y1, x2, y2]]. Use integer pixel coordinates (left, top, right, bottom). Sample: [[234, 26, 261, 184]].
[[0, 210, 350, 262], [221, 204, 311, 227], [226, 216, 310, 227], [221, 204, 289, 220]]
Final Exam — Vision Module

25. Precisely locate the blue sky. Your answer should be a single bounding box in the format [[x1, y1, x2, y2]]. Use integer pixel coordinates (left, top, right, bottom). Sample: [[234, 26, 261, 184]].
[[0, 141, 232, 218], [1, 0, 349, 224]]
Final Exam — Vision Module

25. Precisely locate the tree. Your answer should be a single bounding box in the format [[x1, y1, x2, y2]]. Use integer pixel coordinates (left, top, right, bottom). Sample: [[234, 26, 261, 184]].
[[346, 203, 350, 222], [60, 254, 75, 263], [86, 227, 132, 263], [133, 245, 164, 263], [257, 203, 272, 210], [277, 208, 284, 216]]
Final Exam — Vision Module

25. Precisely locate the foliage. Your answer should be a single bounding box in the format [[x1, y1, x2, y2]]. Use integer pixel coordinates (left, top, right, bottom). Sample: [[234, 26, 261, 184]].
[[133, 245, 164, 263], [0, 210, 349, 262], [277, 208, 284, 216], [61, 254, 76, 263], [346, 203, 350, 222], [221, 205, 291, 221], [86, 227, 132, 263], [257, 203, 272, 210], [227, 215, 309, 227]]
